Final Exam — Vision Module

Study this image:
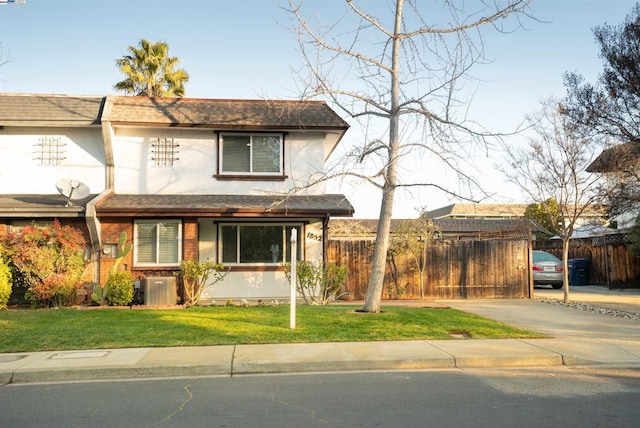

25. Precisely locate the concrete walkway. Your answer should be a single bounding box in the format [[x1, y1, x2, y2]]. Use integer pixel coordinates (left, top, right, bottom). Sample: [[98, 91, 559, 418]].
[[1, 286, 639, 384]]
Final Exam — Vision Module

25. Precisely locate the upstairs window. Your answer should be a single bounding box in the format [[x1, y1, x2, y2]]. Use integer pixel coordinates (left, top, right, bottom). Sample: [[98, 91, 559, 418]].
[[219, 133, 283, 176]]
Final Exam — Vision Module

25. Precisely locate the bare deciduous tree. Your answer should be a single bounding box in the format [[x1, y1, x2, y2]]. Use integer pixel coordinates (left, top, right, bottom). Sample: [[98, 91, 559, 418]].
[[500, 98, 603, 303], [564, 5, 640, 249], [286, 0, 534, 312]]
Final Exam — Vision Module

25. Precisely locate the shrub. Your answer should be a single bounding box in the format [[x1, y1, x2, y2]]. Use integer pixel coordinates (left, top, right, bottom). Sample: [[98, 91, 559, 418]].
[[177, 260, 228, 307], [0, 254, 12, 310], [3, 220, 87, 307], [284, 260, 347, 305], [105, 271, 135, 306]]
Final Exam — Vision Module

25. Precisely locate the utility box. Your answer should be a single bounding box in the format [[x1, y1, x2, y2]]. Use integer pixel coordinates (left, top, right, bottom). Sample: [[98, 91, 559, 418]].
[[143, 276, 177, 305]]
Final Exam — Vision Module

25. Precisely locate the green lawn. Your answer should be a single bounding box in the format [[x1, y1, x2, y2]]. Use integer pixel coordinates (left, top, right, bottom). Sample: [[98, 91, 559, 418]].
[[0, 305, 543, 353]]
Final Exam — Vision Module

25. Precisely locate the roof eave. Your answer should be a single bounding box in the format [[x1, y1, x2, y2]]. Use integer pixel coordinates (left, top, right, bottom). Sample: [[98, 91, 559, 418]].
[[96, 208, 353, 218], [0, 207, 85, 218]]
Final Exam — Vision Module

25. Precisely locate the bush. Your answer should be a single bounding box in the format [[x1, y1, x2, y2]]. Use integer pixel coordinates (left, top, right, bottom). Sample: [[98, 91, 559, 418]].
[[177, 260, 228, 307], [106, 271, 135, 306], [0, 255, 12, 310], [2, 220, 87, 307], [284, 260, 347, 305]]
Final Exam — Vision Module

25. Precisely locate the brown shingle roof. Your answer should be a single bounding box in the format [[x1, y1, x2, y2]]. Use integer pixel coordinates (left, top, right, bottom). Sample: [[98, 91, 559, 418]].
[[0, 93, 105, 126], [96, 194, 354, 217], [106, 96, 350, 130], [587, 141, 640, 172], [0, 93, 350, 132]]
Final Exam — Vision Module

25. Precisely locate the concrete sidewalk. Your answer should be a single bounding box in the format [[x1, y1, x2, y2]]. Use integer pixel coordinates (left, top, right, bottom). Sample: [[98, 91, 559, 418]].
[[1, 286, 639, 385]]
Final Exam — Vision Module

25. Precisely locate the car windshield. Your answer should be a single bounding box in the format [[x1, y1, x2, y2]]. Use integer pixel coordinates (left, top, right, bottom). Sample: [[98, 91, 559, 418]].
[[533, 251, 561, 263]]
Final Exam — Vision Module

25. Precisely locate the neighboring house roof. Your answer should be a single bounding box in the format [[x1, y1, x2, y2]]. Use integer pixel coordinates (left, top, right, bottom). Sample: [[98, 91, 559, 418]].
[[95, 194, 354, 217], [0, 194, 95, 217], [0, 93, 105, 126], [432, 218, 546, 235], [106, 96, 350, 131], [424, 203, 529, 219], [587, 140, 640, 172], [329, 218, 547, 239]]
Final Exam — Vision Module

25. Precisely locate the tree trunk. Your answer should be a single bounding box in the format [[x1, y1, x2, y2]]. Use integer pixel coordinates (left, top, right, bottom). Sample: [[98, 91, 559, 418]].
[[363, 187, 396, 312], [562, 237, 570, 303], [362, 0, 403, 313]]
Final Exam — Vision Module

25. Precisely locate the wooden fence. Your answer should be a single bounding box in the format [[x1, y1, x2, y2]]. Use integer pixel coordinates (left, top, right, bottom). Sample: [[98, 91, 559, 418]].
[[328, 237, 531, 300], [534, 234, 640, 288]]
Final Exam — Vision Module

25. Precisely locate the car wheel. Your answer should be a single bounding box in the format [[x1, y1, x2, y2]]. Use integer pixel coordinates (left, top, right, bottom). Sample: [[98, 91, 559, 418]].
[[551, 283, 563, 290]]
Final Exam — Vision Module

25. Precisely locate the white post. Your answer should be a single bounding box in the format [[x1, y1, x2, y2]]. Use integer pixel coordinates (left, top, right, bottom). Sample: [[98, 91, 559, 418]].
[[290, 228, 297, 329]]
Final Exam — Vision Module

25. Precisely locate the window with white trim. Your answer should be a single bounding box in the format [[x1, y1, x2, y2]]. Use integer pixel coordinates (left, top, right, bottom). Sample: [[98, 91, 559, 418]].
[[219, 223, 302, 265], [134, 220, 182, 266], [219, 133, 283, 175]]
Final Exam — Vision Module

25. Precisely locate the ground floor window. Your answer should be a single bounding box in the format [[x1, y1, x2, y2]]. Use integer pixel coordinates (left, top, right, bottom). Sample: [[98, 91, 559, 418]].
[[219, 223, 302, 265], [134, 219, 182, 267]]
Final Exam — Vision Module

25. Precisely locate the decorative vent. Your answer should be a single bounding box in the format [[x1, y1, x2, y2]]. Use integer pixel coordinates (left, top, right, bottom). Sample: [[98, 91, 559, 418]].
[[151, 138, 180, 166], [34, 136, 65, 166]]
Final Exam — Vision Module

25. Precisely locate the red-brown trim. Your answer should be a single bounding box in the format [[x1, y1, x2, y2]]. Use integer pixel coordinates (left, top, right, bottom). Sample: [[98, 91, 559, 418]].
[[224, 265, 284, 272], [215, 131, 286, 177], [213, 174, 287, 181], [96, 210, 341, 218]]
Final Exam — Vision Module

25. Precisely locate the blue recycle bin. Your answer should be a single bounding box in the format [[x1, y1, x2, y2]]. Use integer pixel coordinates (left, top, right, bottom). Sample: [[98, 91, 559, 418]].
[[568, 258, 590, 286]]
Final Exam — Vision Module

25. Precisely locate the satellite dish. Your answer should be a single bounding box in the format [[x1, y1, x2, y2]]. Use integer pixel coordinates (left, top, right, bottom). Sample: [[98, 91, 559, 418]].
[[56, 178, 91, 207]]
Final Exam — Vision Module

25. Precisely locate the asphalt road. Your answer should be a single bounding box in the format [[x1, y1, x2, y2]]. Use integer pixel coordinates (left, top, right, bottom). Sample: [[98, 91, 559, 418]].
[[2, 368, 640, 427]]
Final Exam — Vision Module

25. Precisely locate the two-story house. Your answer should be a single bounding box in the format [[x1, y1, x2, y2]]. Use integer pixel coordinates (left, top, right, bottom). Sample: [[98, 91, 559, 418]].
[[587, 140, 640, 229], [0, 93, 354, 302]]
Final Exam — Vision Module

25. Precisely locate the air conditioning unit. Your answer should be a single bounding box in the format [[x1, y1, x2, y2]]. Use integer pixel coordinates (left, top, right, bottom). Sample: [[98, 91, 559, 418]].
[[143, 276, 177, 306]]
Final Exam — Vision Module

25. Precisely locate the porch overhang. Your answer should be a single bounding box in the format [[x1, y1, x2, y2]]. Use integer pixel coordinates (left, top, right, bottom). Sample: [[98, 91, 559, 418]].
[[94, 194, 355, 218], [0, 194, 95, 218]]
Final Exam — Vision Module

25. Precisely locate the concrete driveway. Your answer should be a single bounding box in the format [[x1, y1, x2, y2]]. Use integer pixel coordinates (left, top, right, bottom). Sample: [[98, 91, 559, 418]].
[[438, 285, 640, 341]]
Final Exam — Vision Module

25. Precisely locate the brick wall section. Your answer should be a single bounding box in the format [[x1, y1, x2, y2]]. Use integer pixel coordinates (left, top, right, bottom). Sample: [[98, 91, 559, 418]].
[[183, 218, 199, 261], [97, 218, 199, 295], [98, 218, 133, 285]]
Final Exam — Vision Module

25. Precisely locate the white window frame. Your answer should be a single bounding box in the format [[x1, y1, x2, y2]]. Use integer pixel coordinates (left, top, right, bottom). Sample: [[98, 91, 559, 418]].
[[218, 222, 303, 265], [219, 133, 284, 176], [133, 219, 182, 267]]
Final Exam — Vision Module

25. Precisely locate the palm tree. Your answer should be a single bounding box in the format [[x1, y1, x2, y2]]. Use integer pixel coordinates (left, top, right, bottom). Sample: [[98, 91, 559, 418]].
[[114, 39, 189, 97]]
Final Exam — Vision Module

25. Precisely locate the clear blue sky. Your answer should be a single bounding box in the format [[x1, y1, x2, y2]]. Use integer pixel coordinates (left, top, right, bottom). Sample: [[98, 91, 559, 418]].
[[0, 0, 635, 218]]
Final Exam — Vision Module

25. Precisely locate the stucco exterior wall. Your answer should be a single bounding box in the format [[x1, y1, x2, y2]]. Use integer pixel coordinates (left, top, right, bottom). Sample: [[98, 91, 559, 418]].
[[110, 128, 327, 195], [0, 127, 106, 194]]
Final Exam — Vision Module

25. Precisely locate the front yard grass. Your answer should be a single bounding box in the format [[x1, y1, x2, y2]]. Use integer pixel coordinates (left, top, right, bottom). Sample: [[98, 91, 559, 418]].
[[0, 305, 543, 353]]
